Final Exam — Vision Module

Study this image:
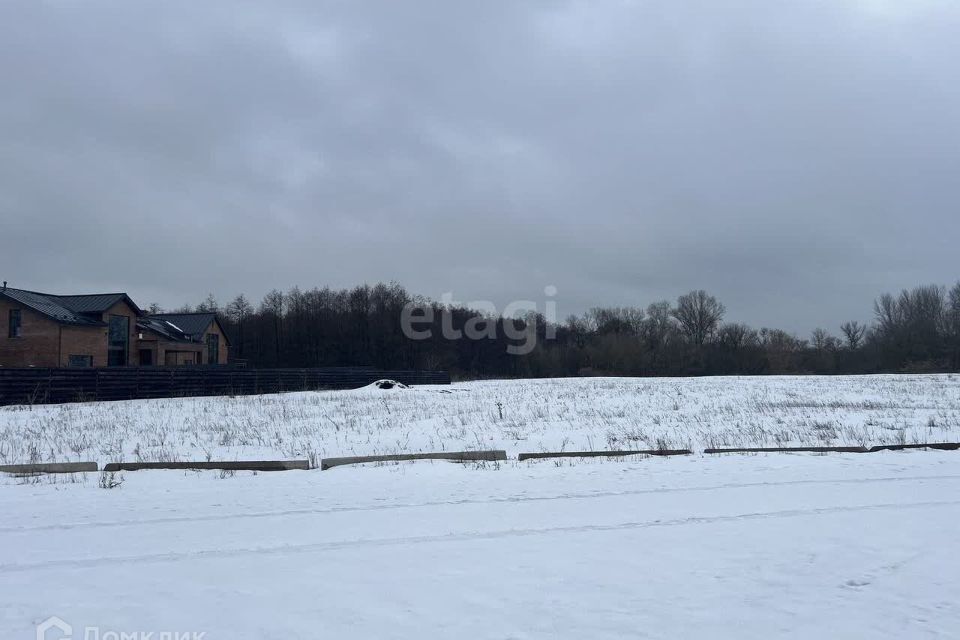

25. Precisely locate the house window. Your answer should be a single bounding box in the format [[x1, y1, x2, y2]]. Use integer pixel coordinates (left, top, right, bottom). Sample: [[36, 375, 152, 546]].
[[8, 309, 21, 338], [164, 351, 195, 366], [68, 355, 93, 368], [206, 334, 219, 365], [107, 315, 129, 366]]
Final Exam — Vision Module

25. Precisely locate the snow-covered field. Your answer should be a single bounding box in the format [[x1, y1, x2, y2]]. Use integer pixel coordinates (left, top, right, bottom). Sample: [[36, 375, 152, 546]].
[[1, 374, 958, 466], [2, 374, 960, 639], [2, 453, 959, 639]]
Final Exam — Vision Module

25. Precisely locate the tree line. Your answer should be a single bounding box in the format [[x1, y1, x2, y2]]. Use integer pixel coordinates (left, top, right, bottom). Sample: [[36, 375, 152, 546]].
[[162, 280, 960, 378]]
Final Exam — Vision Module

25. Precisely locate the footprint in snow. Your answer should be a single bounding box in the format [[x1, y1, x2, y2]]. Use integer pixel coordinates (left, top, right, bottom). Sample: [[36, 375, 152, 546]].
[[843, 579, 871, 588]]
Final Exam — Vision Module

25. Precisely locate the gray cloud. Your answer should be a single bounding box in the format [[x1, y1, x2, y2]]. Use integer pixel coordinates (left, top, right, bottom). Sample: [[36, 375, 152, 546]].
[[1, 0, 958, 334]]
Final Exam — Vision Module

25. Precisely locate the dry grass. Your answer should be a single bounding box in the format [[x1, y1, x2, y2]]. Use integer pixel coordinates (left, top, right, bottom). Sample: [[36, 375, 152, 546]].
[[0, 374, 957, 465]]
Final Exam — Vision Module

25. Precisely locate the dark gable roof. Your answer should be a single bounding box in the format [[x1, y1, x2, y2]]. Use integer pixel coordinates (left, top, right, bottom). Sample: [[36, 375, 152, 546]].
[[148, 313, 228, 344], [0, 287, 143, 326], [136, 317, 192, 342], [0, 288, 104, 326], [54, 293, 142, 315]]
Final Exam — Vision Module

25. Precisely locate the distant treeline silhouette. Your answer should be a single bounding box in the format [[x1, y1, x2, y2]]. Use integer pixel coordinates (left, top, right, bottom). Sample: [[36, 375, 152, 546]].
[[160, 280, 960, 378]]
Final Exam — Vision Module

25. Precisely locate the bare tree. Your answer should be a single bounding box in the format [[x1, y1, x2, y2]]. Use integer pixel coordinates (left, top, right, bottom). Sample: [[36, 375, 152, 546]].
[[874, 285, 947, 366], [840, 321, 867, 350], [949, 282, 960, 368], [873, 293, 902, 338], [226, 294, 253, 323], [673, 290, 725, 346], [901, 285, 946, 336], [225, 294, 254, 358], [259, 290, 284, 316], [260, 289, 285, 363], [643, 301, 674, 347], [718, 323, 758, 349], [565, 314, 591, 348], [811, 328, 840, 352], [196, 293, 220, 313], [950, 282, 960, 320], [584, 307, 645, 336], [948, 282, 960, 337]]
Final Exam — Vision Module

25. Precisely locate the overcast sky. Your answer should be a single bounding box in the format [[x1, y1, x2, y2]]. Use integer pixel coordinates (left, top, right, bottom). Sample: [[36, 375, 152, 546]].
[[1, 1, 958, 334]]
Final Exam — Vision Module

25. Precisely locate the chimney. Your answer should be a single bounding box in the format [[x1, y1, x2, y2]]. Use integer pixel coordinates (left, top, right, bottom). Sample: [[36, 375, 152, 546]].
[[1, 281, 6, 291]]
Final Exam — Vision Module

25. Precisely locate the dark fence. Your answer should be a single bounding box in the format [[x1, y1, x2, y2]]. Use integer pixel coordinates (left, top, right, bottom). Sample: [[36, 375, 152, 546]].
[[0, 367, 450, 406]]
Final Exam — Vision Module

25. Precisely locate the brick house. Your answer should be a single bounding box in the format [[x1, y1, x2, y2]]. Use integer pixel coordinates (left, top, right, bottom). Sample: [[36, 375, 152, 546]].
[[138, 313, 230, 366], [0, 285, 230, 368]]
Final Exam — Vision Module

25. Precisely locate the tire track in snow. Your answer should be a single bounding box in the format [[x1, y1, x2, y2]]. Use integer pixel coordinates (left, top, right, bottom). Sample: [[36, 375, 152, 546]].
[[3, 473, 958, 534], [2, 499, 958, 574]]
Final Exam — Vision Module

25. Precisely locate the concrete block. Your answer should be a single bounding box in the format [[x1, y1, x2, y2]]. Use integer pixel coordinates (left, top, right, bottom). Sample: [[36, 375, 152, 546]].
[[102, 460, 310, 472], [0, 461, 98, 474], [321, 450, 507, 471], [703, 446, 869, 454], [518, 449, 691, 462]]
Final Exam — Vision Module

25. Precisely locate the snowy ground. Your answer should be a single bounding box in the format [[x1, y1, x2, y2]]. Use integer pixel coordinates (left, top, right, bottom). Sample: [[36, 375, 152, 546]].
[[2, 452, 959, 639], [3, 375, 959, 638], [1, 374, 958, 466]]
